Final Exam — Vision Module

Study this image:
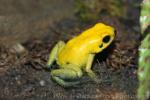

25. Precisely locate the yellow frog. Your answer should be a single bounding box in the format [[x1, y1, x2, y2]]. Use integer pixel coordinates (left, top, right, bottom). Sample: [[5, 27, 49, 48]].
[[47, 23, 115, 87]]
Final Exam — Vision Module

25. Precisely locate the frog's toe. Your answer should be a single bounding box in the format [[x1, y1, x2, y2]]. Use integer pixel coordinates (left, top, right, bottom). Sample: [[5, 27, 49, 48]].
[[86, 70, 102, 83]]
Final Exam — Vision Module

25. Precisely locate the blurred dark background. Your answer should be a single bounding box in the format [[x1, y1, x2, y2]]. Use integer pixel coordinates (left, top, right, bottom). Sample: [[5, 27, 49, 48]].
[[0, 0, 141, 45], [0, 0, 75, 44]]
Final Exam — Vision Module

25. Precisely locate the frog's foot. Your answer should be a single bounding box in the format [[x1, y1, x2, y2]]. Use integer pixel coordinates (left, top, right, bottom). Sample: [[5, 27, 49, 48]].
[[50, 67, 83, 87], [86, 70, 101, 83]]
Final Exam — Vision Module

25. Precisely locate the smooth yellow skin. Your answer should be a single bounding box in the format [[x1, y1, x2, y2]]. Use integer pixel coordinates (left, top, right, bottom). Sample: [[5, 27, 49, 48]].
[[47, 23, 115, 87]]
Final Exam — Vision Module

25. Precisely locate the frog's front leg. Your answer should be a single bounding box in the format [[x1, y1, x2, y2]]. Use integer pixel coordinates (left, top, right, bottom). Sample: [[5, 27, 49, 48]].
[[85, 54, 101, 83], [51, 64, 83, 87], [47, 41, 65, 69]]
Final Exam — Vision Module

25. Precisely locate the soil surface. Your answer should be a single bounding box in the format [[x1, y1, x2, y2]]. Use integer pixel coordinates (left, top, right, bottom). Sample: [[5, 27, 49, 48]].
[[0, 1, 141, 100]]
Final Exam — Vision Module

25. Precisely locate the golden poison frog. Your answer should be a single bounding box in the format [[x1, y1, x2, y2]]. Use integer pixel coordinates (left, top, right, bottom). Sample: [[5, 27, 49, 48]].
[[47, 23, 115, 86]]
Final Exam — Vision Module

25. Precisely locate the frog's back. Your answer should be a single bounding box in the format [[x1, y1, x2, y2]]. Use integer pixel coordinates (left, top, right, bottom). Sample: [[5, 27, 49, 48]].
[[57, 36, 89, 67]]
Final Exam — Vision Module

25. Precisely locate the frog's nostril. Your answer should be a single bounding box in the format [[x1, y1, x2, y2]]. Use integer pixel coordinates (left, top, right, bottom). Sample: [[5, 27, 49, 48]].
[[99, 44, 103, 48]]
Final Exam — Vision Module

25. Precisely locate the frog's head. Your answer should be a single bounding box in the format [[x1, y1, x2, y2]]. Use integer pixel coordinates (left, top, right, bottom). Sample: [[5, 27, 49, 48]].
[[87, 23, 115, 53]]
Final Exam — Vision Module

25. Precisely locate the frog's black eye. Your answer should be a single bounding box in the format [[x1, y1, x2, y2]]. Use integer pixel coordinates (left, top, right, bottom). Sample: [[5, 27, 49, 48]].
[[102, 35, 110, 43]]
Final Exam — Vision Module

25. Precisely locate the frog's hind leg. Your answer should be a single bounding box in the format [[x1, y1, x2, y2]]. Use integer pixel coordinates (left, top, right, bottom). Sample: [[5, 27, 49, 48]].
[[51, 65, 83, 87], [47, 41, 65, 69]]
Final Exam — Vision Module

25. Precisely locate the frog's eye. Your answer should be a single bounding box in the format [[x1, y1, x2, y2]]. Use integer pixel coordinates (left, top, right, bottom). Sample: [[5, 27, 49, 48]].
[[102, 35, 110, 43]]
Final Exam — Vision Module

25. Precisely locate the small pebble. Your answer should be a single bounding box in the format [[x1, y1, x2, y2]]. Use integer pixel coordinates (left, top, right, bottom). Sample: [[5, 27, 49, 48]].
[[39, 80, 45, 86]]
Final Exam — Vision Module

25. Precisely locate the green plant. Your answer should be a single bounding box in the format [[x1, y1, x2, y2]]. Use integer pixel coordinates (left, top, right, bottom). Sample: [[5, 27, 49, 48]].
[[138, 0, 150, 100]]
